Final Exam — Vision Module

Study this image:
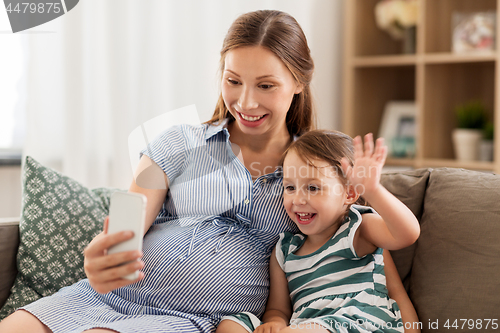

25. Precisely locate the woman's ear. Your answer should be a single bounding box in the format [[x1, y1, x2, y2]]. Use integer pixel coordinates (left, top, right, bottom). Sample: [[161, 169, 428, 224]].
[[345, 184, 360, 205], [294, 83, 303, 95]]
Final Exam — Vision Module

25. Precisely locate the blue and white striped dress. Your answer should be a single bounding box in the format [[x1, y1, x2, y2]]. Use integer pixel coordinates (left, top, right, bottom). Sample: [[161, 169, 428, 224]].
[[21, 120, 297, 333]]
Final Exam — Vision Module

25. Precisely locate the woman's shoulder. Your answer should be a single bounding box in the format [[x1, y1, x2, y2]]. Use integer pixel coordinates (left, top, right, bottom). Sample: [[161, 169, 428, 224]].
[[152, 122, 217, 145]]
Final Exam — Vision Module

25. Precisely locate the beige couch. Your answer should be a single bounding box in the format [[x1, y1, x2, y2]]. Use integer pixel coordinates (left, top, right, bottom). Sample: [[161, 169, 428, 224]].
[[1, 167, 499, 332]]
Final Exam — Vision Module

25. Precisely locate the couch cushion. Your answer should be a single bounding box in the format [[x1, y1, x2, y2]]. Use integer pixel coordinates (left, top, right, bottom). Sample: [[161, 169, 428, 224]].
[[0, 156, 123, 320], [411, 168, 500, 326], [381, 168, 430, 290], [0, 221, 19, 309]]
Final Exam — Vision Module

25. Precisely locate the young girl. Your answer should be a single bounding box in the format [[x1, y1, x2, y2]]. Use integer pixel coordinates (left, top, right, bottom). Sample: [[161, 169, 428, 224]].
[[217, 130, 420, 333]]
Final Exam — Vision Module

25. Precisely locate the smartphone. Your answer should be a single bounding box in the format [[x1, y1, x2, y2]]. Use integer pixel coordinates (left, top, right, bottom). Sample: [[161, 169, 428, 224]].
[[107, 191, 147, 280]]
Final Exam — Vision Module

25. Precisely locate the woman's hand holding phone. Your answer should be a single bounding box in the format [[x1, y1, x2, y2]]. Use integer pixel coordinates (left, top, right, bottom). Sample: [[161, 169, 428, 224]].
[[83, 217, 145, 294], [83, 190, 148, 295]]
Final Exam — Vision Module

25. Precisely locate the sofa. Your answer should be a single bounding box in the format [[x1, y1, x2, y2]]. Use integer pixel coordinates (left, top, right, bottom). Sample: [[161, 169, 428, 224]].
[[1, 161, 500, 332]]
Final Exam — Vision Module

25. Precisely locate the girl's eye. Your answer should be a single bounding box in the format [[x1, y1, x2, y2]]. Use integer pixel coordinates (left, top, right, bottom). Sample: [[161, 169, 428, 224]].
[[308, 185, 319, 192], [227, 78, 240, 85], [259, 84, 274, 90], [284, 185, 295, 192]]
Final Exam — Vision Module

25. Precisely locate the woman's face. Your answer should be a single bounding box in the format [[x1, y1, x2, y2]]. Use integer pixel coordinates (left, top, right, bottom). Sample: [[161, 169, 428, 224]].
[[221, 46, 302, 137]]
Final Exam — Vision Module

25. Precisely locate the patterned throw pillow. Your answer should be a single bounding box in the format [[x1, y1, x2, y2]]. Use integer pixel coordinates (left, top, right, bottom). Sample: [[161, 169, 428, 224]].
[[0, 156, 123, 319]]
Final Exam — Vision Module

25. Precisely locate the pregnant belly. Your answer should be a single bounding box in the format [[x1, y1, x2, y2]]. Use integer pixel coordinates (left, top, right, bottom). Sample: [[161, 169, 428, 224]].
[[120, 222, 271, 317]]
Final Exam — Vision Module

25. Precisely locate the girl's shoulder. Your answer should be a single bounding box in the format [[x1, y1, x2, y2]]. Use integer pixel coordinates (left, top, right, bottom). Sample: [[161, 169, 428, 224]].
[[346, 205, 378, 228], [349, 204, 377, 216], [276, 231, 305, 254]]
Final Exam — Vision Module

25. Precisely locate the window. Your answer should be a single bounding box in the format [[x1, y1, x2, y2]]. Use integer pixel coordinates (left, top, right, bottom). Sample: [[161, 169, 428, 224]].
[[0, 9, 25, 163]]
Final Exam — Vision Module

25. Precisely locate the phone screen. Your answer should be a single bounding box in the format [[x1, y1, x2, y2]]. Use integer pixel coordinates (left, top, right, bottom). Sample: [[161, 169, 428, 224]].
[[107, 192, 147, 280]]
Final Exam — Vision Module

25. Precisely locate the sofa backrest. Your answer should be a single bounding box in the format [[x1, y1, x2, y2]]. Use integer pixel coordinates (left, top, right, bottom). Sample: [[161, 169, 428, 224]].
[[383, 168, 500, 332], [381, 168, 430, 290], [0, 218, 19, 308], [409, 168, 500, 329]]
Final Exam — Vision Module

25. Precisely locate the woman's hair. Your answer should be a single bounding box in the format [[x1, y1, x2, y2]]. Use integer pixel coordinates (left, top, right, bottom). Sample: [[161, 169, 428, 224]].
[[281, 129, 365, 206], [205, 10, 315, 137]]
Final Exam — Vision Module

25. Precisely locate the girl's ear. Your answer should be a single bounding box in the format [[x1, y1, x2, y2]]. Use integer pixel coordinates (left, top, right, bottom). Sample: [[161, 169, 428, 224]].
[[345, 184, 360, 205]]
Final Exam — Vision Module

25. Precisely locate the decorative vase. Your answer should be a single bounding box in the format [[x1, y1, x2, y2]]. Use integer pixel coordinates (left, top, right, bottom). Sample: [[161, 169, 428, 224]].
[[402, 26, 417, 54], [452, 129, 482, 161], [479, 140, 494, 162]]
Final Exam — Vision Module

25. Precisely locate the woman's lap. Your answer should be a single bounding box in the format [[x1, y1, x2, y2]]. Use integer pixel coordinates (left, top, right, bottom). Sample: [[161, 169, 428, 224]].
[[18, 222, 271, 333], [19, 278, 215, 333]]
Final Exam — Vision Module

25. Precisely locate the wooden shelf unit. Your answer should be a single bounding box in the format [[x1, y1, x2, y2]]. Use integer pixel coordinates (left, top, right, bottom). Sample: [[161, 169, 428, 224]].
[[342, 0, 500, 173]]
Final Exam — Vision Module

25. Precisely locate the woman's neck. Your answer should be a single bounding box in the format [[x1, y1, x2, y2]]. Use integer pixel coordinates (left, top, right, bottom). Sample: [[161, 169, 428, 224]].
[[227, 121, 292, 179], [227, 121, 292, 154]]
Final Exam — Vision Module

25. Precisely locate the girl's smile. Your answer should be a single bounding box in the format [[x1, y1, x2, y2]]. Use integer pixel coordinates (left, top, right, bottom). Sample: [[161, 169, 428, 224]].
[[283, 150, 356, 243], [294, 212, 316, 225]]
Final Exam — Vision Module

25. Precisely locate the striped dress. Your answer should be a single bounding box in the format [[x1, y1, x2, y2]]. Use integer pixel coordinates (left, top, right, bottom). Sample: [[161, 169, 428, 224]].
[[21, 120, 297, 333], [225, 205, 403, 333]]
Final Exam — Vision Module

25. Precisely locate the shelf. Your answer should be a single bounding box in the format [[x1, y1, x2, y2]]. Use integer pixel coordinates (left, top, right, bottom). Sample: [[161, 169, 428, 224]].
[[424, 52, 497, 64], [346, 66, 415, 138], [352, 55, 417, 67], [424, 0, 497, 54], [422, 62, 495, 160], [352, 53, 497, 68], [343, 0, 499, 174]]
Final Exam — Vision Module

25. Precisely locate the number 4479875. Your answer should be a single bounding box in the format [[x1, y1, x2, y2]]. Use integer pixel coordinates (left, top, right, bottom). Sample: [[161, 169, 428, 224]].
[[6, 3, 62, 14], [444, 319, 498, 330]]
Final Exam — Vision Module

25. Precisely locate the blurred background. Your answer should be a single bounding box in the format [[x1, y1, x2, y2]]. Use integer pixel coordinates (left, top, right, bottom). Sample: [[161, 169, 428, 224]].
[[0, 0, 344, 217]]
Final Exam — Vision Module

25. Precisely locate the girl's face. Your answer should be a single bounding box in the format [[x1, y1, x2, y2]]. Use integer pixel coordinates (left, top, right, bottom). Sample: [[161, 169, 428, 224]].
[[221, 46, 303, 137], [283, 150, 354, 239]]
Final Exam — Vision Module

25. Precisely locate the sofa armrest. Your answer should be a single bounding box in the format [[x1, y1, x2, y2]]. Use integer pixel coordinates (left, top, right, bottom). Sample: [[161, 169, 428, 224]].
[[0, 217, 20, 309]]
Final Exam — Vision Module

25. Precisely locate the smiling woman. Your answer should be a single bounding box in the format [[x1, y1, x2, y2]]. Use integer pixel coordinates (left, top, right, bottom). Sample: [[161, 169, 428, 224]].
[[221, 46, 303, 134]]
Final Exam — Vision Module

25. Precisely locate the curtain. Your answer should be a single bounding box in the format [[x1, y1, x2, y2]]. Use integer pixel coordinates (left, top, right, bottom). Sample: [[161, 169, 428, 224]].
[[22, 0, 343, 189]]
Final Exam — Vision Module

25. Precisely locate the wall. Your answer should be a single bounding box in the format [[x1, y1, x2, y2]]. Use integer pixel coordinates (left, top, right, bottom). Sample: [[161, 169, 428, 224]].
[[0, 166, 22, 218]]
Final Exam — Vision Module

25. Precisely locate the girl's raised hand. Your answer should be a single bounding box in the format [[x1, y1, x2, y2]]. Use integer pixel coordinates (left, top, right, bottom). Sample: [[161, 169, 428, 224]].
[[341, 133, 388, 196]]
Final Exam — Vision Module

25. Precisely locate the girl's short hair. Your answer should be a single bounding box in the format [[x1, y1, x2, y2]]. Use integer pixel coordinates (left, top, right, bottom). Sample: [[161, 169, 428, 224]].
[[281, 129, 354, 184], [205, 10, 315, 136], [281, 129, 365, 206]]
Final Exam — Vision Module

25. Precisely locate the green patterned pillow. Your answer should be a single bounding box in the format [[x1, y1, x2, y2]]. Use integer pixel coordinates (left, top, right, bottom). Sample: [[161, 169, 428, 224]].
[[0, 156, 124, 319]]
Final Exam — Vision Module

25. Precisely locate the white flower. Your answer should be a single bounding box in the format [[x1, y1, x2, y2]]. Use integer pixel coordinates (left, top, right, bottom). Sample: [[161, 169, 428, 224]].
[[375, 0, 418, 40]]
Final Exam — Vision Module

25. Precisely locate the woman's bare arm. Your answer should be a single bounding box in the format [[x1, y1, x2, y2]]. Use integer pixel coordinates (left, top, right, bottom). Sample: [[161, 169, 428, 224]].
[[129, 155, 169, 235], [84, 155, 168, 293]]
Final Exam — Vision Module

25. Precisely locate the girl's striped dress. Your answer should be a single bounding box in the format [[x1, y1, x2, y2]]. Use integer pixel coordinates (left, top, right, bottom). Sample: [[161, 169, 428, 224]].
[[20, 120, 297, 333], [224, 205, 403, 333]]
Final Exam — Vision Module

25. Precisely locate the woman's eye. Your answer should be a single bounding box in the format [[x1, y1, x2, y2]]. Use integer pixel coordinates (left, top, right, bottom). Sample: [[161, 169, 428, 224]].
[[227, 78, 239, 85], [260, 84, 274, 90]]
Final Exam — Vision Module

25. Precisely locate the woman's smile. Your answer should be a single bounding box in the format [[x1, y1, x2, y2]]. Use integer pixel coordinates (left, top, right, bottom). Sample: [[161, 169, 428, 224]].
[[236, 111, 268, 127], [221, 45, 302, 136]]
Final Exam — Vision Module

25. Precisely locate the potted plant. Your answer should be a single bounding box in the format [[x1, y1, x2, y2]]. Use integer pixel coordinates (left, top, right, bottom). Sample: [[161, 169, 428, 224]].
[[452, 100, 488, 161], [479, 121, 494, 161]]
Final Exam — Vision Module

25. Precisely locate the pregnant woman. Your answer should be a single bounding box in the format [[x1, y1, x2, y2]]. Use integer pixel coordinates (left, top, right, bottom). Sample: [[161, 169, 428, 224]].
[[0, 9, 419, 333]]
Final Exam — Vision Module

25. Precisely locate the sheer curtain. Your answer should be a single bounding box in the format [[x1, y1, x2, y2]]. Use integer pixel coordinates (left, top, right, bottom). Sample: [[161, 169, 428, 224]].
[[22, 0, 343, 189]]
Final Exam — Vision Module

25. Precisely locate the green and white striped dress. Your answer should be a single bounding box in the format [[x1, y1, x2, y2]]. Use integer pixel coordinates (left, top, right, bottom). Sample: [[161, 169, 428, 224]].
[[223, 205, 403, 333]]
